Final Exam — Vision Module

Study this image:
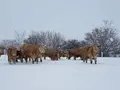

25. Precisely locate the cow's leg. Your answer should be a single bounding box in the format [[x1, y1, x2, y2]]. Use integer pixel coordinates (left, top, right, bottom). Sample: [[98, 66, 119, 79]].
[[16, 59, 18, 62], [83, 58, 85, 62], [82, 56, 86, 62], [58, 56, 60, 59], [55, 56, 58, 61], [68, 55, 71, 60], [53, 56, 56, 61], [21, 58, 23, 63], [56, 57, 59, 60], [8, 58, 12, 64], [53, 56, 55, 61], [51, 56, 53, 60], [82, 59, 85, 62], [81, 57, 85, 62], [29, 58, 31, 62], [55, 56, 57, 61], [9, 61, 12, 64], [85, 59, 87, 63], [32, 58, 34, 64], [44, 56, 46, 60], [55, 54, 59, 61], [66, 54, 69, 60], [40, 55, 42, 62], [55, 57, 57, 61], [68, 57, 70, 60], [9, 62, 12, 64], [52, 57, 54, 61], [90, 58, 93, 64], [35, 58, 37, 62], [74, 56, 76, 60], [36, 58, 38, 64], [94, 58, 97, 64], [32, 60, 34, 64], [57, 53, 60, 60], [16, 58, 18, 63], [40, 58, 42, 62], [13, 60, 16, 64], [25, 57, 28, 63], [13, 58, 16, 64], [50, 57, 52, 60]]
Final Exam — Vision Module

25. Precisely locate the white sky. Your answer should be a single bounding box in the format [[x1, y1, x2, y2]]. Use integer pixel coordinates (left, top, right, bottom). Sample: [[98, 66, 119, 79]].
[[0, 0, 120, 41]]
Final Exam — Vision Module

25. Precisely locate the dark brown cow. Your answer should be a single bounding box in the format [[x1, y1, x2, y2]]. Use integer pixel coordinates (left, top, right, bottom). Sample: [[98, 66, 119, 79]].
[[7, 47, 17, 64], [20, 44, 42, 64], [44, 48, 59, 60], [68, 47, 82, 60], [58, 50, 69, 59], [16, 49, 23, 63]]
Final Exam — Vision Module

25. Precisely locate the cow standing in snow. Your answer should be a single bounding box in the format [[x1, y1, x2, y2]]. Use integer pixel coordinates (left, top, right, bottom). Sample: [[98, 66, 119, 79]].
[[7, 47, 17, 64], [80, 45, 100, 64], [44, 47, 60, 60], [68, 47, 83, 60], [20, 44, 43, 64]]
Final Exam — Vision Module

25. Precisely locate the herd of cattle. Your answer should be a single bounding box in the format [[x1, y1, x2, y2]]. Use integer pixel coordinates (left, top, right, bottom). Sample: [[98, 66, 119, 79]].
[[7, 44, 100, 64]]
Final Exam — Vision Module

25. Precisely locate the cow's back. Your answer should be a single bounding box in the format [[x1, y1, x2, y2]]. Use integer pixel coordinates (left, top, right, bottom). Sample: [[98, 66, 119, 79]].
[[21, 44, 41, 57]]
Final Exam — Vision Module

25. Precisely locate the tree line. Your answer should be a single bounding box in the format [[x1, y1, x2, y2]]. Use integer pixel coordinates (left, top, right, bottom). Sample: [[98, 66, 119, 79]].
[[0, 20, 120, 57]]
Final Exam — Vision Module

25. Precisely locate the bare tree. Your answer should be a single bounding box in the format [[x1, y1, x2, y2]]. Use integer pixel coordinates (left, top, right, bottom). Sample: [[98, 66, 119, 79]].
[[24, 31, 38, 44], [85, 20, 120, 57], [14, 30, 26, 47], [24, 30, 65, 49], [24, 31, 47, 45], [51, 31, 65, 49], [0, 39, 20, 49], [61, 39, 81, 50], [79, 40, 88, 47]]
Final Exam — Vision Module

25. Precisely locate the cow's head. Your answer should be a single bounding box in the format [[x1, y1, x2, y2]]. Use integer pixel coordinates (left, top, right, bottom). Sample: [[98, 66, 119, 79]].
[[8, 47, 17, 57], [12, 49, 17, 57], [39, 48, 45, 54], [63, 50, 69, 57], [92, 46, 99, 55]]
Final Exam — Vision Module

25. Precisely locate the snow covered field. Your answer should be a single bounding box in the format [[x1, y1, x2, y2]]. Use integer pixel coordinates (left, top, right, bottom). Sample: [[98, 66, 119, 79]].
[[0, 55, 120, 90]]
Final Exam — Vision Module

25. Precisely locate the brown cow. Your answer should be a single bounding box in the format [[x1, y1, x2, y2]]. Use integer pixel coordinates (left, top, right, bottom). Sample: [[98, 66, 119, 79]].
[[16, 49, 23, 63], [80, 45, 100, 64], [20, 44, 42, 64], [44, 48, 59, 60], [7, 47, 17, 64], [58, 50, 69, 59], [68, 47, 82, 60]]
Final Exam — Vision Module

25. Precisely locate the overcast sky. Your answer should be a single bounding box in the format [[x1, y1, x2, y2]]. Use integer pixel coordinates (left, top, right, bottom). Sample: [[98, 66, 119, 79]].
[[0, 0, 120, 41]]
